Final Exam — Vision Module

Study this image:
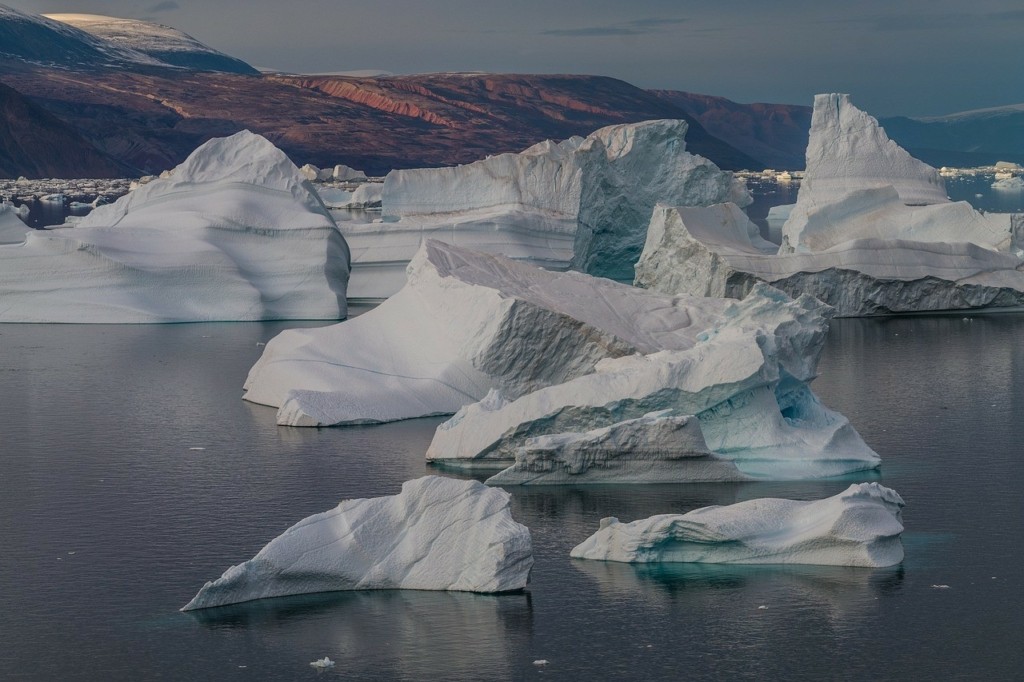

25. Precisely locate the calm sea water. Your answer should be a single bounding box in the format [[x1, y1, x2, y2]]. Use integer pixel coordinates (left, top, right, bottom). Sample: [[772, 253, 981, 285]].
[[1, 313, 1022, 681]]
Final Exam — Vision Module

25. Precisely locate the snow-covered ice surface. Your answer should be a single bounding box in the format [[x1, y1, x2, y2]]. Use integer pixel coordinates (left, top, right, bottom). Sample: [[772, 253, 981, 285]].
[[181, 476, 533, 610], [338, 119, 748, 299], [44, 13, 257, 73], [636, 94, 1024, 317], [0, 131, 350, 323], [570, 483, 905, 567]]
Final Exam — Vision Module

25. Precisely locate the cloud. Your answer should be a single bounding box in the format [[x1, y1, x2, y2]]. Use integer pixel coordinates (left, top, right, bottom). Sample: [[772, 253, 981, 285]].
[[148, 0, 180, 12], [543, 16, 687, 38]]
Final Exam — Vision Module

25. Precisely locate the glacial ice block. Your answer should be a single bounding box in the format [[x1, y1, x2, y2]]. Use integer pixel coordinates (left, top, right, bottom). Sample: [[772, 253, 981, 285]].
[[426, 282, 880, 481], [570, 483, 905, 567], [0, 130, 350, 322], [182, 476, 533, 610], [0, 202, 30, 244], [244, 239, 738, 426], [634, 93, 1024, 316], [339, 119, 748, 299]]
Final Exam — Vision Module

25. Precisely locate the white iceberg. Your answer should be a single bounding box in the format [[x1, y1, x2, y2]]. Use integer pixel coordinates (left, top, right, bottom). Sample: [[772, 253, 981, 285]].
[[181, 476, 533, 611], [332, 164, 368, 181], [427, 282, 879, 481], [635, 94, 1024, 317], [992, 176, 1024, 191], [0, 202, 30, 244], [338, 119, 748, 299], [0, 131, 350, 322], [244, 239, 719, 426], [570, 483, 905, 567]]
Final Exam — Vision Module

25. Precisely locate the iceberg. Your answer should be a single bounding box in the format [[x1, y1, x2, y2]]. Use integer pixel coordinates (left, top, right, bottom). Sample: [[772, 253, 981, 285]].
[[244, 239, 721, 426], [635, 94, 1024, 316], [182, 476, 533, 611], [0, 131, 350, 322], [427, 282, 879, 481], [332, 164, 367, 181], [0, 201, 30, 244], [570, 483, 905, 567], [338, 119, 748, 299], [992, 176, 1024, 191]]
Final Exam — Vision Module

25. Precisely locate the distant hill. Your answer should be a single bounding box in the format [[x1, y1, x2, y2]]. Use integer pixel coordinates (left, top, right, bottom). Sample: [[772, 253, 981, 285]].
[[0, 63, 764, 175], [0, 80, 129, 179], [0, 4, 256, 74], [44, 14, 259, 75], [651, 90, 812, 170], [879, 105, 1024, 167]]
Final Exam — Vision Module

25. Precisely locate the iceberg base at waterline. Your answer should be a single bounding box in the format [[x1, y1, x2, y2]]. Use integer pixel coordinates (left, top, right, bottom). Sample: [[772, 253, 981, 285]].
[[570, 483, 905, 567], [182, 477, 533, 611]]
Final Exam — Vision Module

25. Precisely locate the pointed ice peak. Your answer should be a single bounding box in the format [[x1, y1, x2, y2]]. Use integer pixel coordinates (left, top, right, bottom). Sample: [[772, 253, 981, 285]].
[[803, 93, 948, 207]]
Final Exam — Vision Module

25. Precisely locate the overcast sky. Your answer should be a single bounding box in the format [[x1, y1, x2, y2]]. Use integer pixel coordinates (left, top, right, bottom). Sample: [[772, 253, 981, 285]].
[[8, 0, 1024, 117]]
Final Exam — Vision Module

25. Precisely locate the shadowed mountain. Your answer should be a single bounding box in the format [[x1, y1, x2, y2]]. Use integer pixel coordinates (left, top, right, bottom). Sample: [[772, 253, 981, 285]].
[[651, 90, 812, 170], [0, 80, 130, 179], [879, 106, 1024, 167]]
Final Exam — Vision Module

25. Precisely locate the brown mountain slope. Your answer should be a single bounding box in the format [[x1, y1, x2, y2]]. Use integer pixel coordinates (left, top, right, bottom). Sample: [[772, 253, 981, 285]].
[[0, 62, 764, 176], [0, 79, 128, 178], [651, 90, 811, 170]]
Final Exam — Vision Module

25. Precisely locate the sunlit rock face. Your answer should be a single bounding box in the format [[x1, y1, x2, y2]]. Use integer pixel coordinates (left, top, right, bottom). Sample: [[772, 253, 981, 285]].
[[0, 131, 350, 323], [182, 476, 533, 610], [634, 94, 1024, 317], [571, 483, 905, 567]]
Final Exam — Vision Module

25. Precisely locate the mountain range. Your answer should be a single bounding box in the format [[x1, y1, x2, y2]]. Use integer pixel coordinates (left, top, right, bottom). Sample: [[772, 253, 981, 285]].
[[0, 4, 1020, 179]]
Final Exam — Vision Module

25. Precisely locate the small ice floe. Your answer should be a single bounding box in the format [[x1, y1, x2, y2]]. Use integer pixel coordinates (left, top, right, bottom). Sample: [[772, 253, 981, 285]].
[[256, 342, 266, 346], [757, 605, 768, 610], [533, 660, 549, 666], [188, 447, 206, 451], [931, 584, 951, 589], [310, 657, 335, 669]]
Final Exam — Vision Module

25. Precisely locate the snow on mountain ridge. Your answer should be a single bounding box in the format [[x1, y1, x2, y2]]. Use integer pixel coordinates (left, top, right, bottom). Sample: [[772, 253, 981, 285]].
[[45, 13, 258, 74]]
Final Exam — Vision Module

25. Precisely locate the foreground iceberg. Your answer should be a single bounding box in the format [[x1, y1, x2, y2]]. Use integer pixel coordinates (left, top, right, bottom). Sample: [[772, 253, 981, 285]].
[[0, 131, 350, 322], [245, 239, 723, 426], [427, 281, 878, 481], [636, 94, 1024, 316], [182, 476, 532, 610], [570, 483, 904, 567], [341, 119, 749, 299], [248, 240, 877, 481], [0, 202, 30, 244]]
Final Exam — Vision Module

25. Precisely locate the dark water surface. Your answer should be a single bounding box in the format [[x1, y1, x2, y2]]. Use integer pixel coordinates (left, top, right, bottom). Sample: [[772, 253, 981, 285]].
[[1, 316, 1023, 680]]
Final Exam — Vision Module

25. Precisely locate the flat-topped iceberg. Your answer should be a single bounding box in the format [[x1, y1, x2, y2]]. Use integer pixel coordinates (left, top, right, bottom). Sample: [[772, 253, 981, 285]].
[[570, 483, 905, 567], [182, 476, 533, 610], [244, 239, 728, 426], [636, 94, 1024, 317], [0, 130, 350, 323], [339, 119, 749, 299]]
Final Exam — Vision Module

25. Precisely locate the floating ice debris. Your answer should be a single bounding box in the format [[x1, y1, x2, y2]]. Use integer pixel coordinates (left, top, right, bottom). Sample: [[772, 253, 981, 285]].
[[571, 483, 905, 567], [310, 657, 335, 669], [931, 584, 951, 589], [188, 447, 206, 451], [181, 476, 533, 610], [757, 605, 768, 610], [533, 660, 549, 666]]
